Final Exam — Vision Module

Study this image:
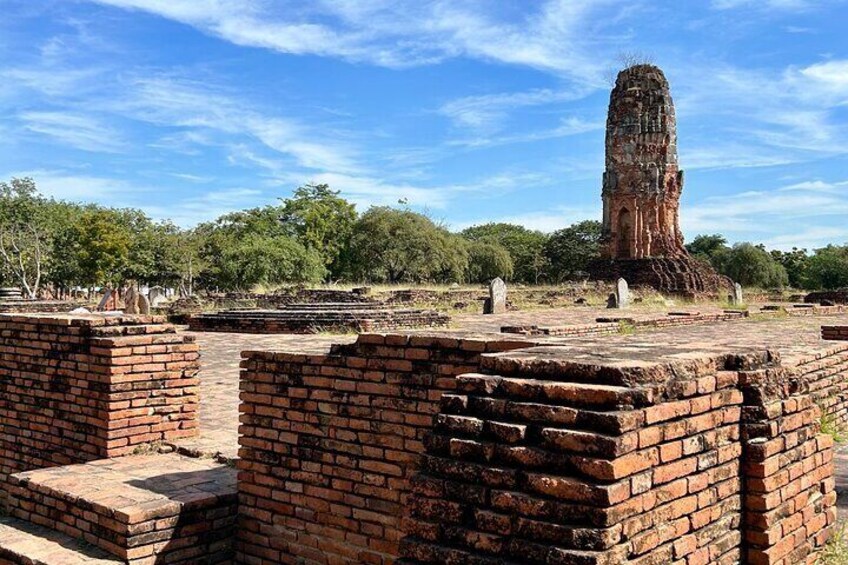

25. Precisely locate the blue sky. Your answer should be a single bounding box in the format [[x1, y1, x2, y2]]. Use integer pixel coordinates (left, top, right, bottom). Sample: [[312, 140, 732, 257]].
[[1, 0, 847, 250]]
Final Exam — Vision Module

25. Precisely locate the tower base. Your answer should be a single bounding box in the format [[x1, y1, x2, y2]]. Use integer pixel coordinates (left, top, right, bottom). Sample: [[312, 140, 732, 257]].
[[587, 256, 733, 299]]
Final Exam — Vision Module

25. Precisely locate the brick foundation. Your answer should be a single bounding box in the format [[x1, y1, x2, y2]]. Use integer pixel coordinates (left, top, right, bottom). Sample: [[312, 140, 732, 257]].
[[238, 331, 838, 565], [189, 304, 451, 334], [236, 334, 535, 564], [0, 313, 199, 504]]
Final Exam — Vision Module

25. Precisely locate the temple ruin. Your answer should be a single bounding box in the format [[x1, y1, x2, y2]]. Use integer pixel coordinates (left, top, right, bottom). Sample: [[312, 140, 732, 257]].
[[589, 65, 731, 297]]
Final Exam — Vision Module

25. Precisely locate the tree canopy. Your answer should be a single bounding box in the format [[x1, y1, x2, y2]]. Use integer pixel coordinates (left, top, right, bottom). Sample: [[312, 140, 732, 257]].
[[2, 176, 840, 295]]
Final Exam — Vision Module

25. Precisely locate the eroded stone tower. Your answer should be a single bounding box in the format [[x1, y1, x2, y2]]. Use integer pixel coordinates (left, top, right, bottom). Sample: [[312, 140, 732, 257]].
[[590, 64, 731, 296], [601, 64, 686, 260]]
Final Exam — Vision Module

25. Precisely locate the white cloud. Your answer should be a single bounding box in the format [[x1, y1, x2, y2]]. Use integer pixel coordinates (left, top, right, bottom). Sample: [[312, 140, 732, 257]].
[[439, 88, 582, 130], [89, 0, 623, 82], [7, 169, 141, 200], [111, 75, 361, 173], [449, 116, 603, 148], [453, 205, 600, 233], [682, 179, 848, 248], [18, 111, 126, 153], [143, 188, 267, 226], [674, 58, 848, 166]]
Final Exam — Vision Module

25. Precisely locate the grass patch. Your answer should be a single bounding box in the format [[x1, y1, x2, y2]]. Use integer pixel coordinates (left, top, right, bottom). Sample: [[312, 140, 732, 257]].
[[822, 524, 848, 565], [820, 409, 848, 443], [618, 320, 637, 335]]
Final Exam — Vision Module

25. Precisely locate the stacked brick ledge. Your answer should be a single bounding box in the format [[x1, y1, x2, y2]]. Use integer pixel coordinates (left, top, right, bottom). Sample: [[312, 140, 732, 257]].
[[0, 313, 200, 507]]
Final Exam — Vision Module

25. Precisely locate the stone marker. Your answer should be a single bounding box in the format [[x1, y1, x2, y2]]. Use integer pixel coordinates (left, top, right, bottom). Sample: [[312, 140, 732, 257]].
[[96, 288, 112, 312], [731, 282, 743, 305], [124, 286, 139, 314], [149, 286, 168, 307], [606, 293, 618, 309], [138, 293, 151, 315], [615, 278, 630, 308], [484, 277, 507, 314]]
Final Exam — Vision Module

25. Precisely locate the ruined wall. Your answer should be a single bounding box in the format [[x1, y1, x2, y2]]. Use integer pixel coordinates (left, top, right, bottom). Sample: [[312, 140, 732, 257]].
[[739, 363, 836, 564], [0, 314, 199, 502], [237, 334, 533, 564], [237, 332, 837, 564], [401, 348, 835, 565]]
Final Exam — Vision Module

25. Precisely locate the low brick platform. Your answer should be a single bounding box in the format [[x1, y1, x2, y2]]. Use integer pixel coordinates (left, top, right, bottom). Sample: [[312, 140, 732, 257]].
[[0, 516, 120, 564], [0, 300, 81, 313], [4, 454, 237, 564], [188, 303, 451, 334], [502, 310, 746, 336], [0, 314, 199, 507]]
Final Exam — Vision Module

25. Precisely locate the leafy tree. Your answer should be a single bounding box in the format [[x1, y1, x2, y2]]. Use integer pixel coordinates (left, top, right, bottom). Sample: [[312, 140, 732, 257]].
[[466, 241, 513, 283], [770, 248, 809, 289], [68, 209, 134, 287], [805, 245, 848, 290], [543, 220, 602, 282], [213, 234, 324, 290], [685, 234, 728, 264], [196, 205, 326, 289], [279, 183, 357, 277], [347, 207, 468, 283], [716, 243, 788, 288], [461, 223, 549, 283], [0, 178, 57, 297]]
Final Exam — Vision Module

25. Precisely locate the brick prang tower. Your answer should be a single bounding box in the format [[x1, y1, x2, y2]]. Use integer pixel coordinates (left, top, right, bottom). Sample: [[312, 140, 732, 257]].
[[589, 64, 731, 296]]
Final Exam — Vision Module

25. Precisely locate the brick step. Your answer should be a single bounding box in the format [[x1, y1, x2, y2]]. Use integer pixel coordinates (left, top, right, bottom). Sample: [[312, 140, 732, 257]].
[[5, 454, 237, 564], [0, 515, 120, 565]]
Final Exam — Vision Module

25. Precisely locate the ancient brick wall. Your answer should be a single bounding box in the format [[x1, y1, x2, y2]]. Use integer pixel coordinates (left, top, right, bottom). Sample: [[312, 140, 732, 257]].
[[788, 339, 848, 425], [739, 363, 836, 564], [237, 333, 836, 565], [236, 334, 533, 564], [0, 313, 199, 503], [401, 351, 748, 564]]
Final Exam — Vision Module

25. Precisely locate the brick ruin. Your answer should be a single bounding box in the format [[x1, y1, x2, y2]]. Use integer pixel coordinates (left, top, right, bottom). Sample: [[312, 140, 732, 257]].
[[588, 65, 731, 297], [0, 314, 200, 492], [236, 327, 848, 565], [0, 312, 846, 563], [189, 302, 451, 334]]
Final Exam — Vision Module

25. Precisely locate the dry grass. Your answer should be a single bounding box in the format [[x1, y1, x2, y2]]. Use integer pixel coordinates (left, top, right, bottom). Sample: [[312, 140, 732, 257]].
[[822, 525, 848, 565]]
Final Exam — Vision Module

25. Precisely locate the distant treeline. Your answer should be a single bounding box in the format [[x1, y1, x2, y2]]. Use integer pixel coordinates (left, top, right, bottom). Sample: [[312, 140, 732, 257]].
[[1, 177, 845, 297]]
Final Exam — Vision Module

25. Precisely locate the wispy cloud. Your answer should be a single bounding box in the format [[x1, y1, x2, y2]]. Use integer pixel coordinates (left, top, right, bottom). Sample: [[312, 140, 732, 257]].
[[7, 169, 140, 200], [109, 74, 362, 173], [682, 178, 848, 248], [89, 0, 625, 81], [711, 0, 816, 10], [18, 111, 126, 153], [439, 86, 596, 133], [454, 204, 600, 233], [449, 117, 603, 148]]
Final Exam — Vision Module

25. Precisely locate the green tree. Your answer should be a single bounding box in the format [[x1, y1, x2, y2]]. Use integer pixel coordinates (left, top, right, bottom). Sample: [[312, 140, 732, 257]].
[[466, 241, 513, 283], [461, 223, 549, 283], [69, 209, 133, 287], [717, 243, 788, 288], [214, 234, 325, 290], [543, 220, 602, 282], [805, 245, 848, 290], [0, 178, 57, 297], [347, 207, 468, 283], [770, 248, 809, 289], [685, 234, 729, 264], [279, 183, 357, 277]]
